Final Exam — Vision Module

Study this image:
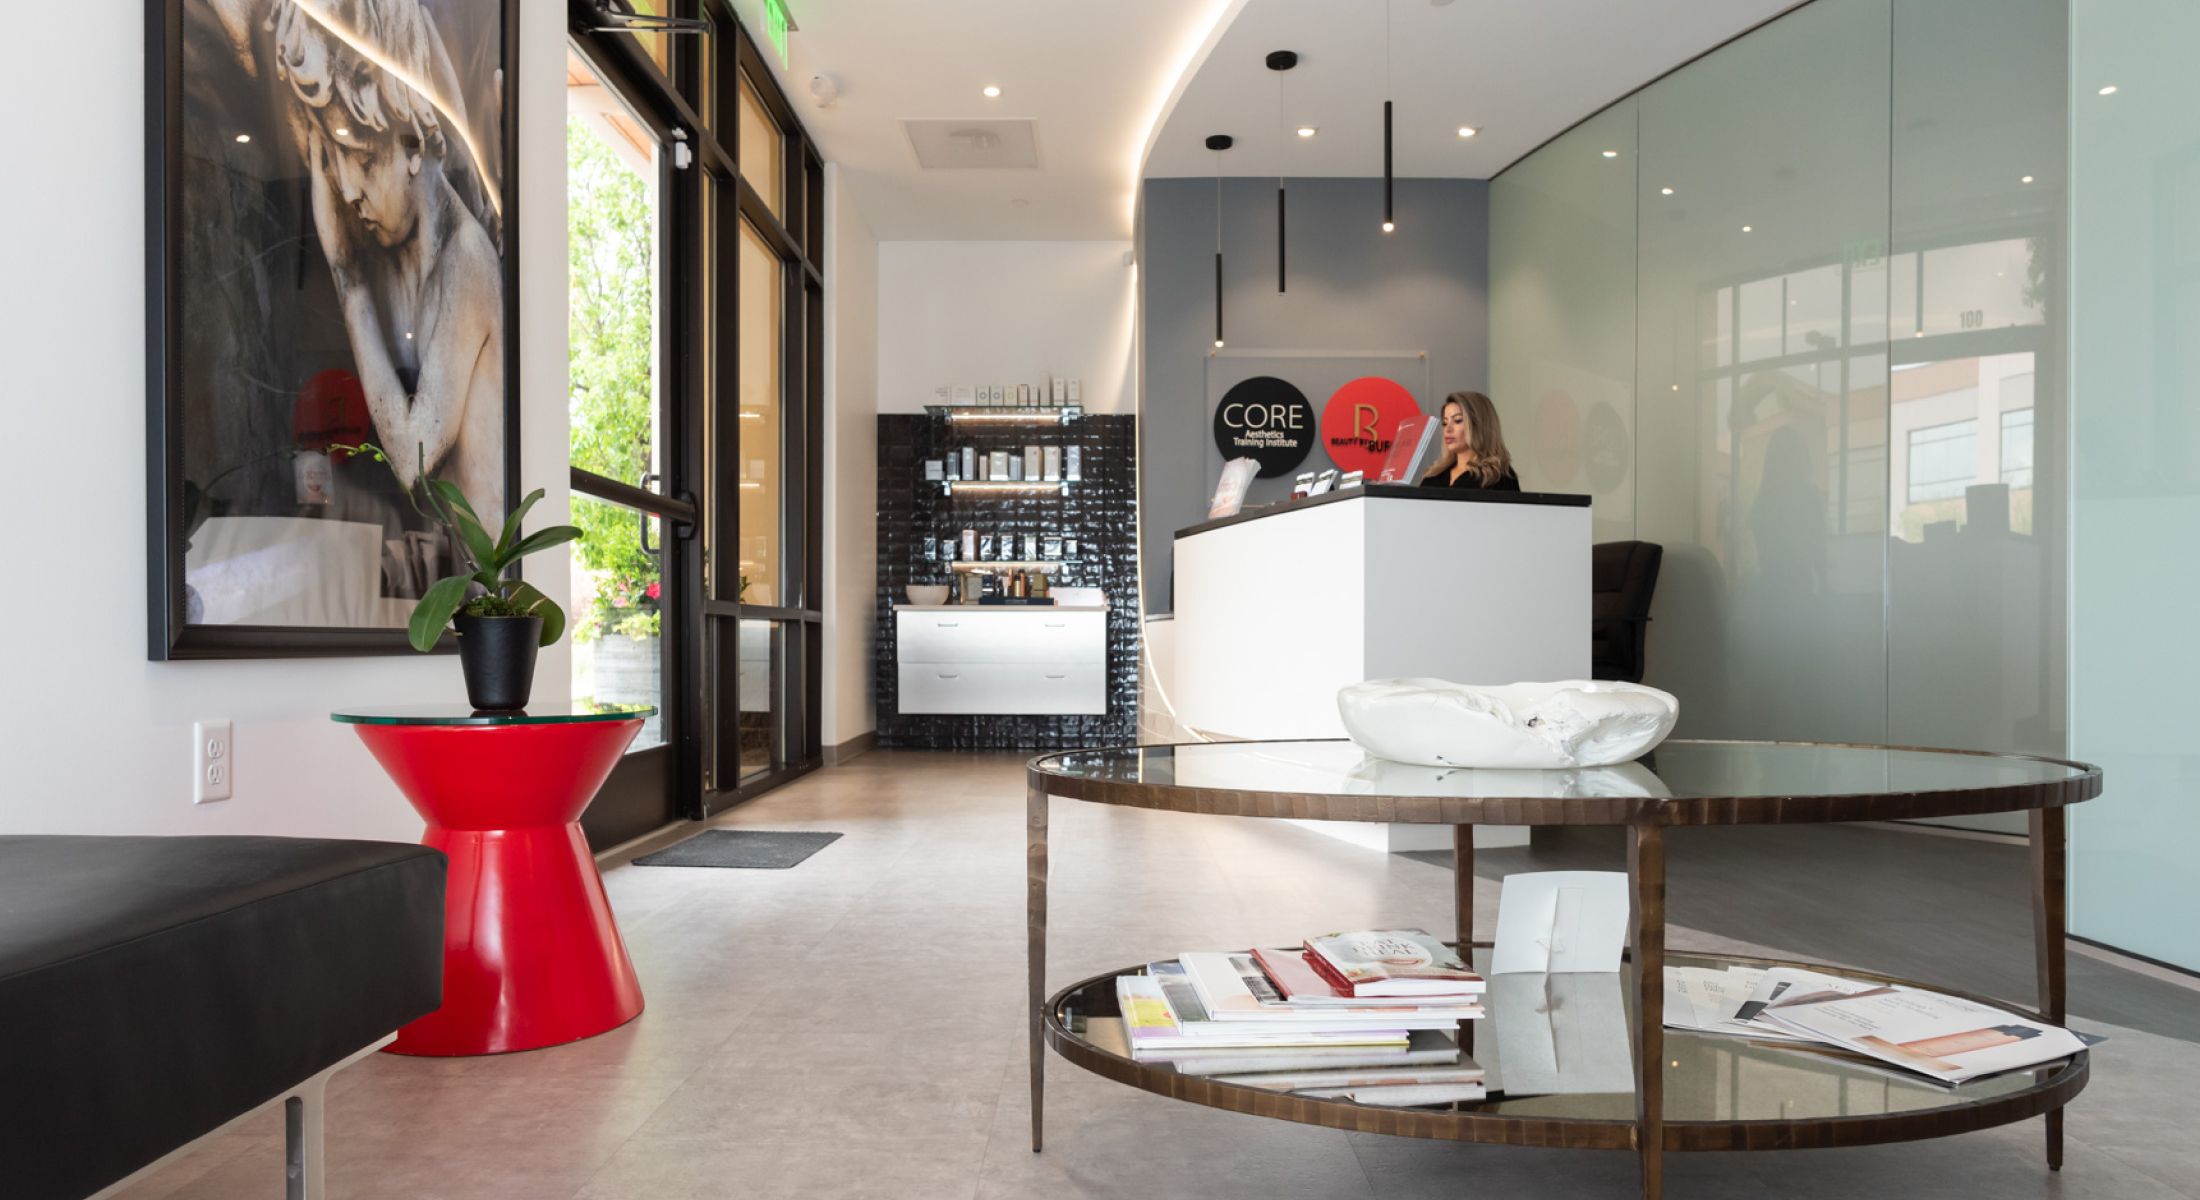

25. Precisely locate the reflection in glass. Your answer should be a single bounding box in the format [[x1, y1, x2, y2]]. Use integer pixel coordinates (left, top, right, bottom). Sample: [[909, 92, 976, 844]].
[[738, 218, 784, 606], [738, 75, 783, 217], [567, 53, 661, 486], [569, 497, 664, 751], [729, 619, 782, 782]]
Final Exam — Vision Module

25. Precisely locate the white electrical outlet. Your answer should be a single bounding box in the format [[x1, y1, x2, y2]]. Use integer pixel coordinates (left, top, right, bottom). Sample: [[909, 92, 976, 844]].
[[194, 720, 233, 804]]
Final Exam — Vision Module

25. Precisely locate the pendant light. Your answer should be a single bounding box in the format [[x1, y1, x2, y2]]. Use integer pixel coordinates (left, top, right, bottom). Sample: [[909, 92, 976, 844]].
[[1207, 134, 1232, 348], [1266, 50, 1297, 293], [1381, 0, 1395, 233]]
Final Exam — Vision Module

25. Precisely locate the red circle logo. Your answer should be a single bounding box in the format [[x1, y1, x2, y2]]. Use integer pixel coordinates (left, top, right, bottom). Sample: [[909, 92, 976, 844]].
[[1320, 377, 1421, 475]]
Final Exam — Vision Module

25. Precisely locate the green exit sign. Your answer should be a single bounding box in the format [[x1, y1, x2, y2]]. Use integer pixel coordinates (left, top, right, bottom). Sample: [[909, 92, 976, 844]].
[[762, 0, 793, 67]]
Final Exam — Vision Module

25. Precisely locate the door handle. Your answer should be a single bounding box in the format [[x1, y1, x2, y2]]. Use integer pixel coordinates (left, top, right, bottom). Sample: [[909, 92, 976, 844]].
[[937, 673, 960, 679], [1043, 623, 1067, 628], [1044, 674, 1067, 680], [935, 622, 959, 629]]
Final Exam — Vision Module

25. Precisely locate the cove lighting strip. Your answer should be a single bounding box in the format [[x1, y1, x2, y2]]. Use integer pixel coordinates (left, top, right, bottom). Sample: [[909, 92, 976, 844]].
[[944, 481, 1069, 496], [944, 408, 1083, 426]]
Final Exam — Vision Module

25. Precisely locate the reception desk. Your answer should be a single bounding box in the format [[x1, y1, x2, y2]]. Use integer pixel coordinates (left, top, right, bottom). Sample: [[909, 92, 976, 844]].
[[1171, 485, 1592, 849]]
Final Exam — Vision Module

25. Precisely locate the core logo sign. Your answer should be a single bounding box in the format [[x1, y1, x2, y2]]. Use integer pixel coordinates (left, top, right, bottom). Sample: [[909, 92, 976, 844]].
[[1320, 376, 1420, 476], [1213, 376, 1316, 478]]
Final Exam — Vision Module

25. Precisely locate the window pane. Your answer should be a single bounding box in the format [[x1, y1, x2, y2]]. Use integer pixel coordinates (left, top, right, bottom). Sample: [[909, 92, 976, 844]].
[[568, 53, 660, 487], [738, 76, 783, 217], [570, 496, 664, 751], [738, 219, 783, 605], [1905, 418, 1978, 505], [736, 619, 782, 781]]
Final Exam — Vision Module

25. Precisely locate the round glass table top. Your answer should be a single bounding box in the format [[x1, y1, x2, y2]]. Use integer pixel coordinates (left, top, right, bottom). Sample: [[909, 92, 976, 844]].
[[1028, 740, 2099, 827], [1047, 948, 2084, 1148], [331, 702, 656, 727]]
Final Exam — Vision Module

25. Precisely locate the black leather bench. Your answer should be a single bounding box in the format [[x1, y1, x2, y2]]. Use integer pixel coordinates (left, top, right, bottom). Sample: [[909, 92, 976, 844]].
[[0, 835, 445, 1200]]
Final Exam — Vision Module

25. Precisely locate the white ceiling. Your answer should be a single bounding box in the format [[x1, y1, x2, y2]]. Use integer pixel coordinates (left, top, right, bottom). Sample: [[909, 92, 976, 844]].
[[729, 0, 1243, 241], [733, 0, 1801, 240], [1146, 0, 1799, 181]]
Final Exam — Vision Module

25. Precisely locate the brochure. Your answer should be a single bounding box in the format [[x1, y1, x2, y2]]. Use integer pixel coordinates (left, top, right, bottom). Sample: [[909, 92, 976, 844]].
[[1661, 964, 1810, 1043], [1301, 930, 1483, 997], [1207, 457, 1260, 519], [1298, 1082, 1487, 1107], [1376, 414, 1440, 483], [1254, 946, 1484, 1007], [1180, 952, 1477, 1026], [1213, 1062, 1485, 1092], [1757, 987, 2087, 1085], [1727, 967, 1882, 1038], [1160, 1030, 1463, 1076]]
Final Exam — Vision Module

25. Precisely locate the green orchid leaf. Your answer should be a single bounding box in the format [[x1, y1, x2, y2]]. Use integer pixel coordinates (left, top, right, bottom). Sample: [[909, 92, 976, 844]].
[[506, 582, 566, 647], [430, 481, 497, 568], [495, 488, 546, 560], [407, 575, 472, 652], [508, 524, 582, 562]]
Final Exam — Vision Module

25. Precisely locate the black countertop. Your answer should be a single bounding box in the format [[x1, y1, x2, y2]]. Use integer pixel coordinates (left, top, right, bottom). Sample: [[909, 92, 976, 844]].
[[1173, 483, 1591, 540]]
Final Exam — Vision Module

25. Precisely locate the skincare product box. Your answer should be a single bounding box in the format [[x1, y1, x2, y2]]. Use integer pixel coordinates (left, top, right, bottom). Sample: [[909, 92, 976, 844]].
[[1024, 446, 1043, 479], [951, 384, 975, 405], [923, 459, 944, 481], [1008, 456, 1025, 481], [960, 447, 976, 480], [1043, 446, 1061, 481], [1050, 377, 1066, 404], [960, 528, 977, 560], [990, 450, 1011, 479], [932, 384, 952, 406], [1065, 445, 1083, 482], [1067, 378, 1082, 403], [946, 454, 962, 481]]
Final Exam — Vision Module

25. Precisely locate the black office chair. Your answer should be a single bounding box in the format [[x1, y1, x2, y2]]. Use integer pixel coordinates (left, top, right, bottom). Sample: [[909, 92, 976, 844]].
[[1591, 541, 1663, 683]]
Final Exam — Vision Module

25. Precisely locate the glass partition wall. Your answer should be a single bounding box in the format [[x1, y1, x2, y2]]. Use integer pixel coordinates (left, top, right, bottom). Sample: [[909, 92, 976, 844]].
[[1491, 0, 2068, 832], [568, 0, 824, 847]]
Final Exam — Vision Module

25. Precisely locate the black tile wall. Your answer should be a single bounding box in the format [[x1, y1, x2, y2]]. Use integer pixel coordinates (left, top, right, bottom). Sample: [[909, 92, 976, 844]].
[[875, 414, 1141, 749]]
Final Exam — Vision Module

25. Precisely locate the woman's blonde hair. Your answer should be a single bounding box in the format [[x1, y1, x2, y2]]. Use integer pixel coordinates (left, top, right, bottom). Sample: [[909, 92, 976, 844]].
[[1424, 391, 1514, 486]]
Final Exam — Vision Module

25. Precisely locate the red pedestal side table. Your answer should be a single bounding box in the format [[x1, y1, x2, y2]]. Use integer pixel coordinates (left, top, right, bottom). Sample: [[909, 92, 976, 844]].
[[334, 703, 655, 1056]]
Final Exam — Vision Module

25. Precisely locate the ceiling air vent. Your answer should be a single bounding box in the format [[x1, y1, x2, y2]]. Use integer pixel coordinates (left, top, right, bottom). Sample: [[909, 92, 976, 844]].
[[903, 120, 1040, 169]]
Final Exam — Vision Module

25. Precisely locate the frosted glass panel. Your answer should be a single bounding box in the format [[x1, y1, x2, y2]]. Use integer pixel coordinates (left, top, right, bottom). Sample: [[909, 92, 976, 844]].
[[1489, 100, 1637, 546], [1633, 0, 1891, 743], [1884, 0, 2068, 835], [2070, 0, 2200, 969]]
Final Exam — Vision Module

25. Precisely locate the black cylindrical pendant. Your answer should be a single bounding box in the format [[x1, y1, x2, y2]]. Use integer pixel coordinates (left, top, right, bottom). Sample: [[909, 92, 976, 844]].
[[1383, 100, 1394, 230], [1214, 251, 1224, 346], [1277, 186, 1287, 293]]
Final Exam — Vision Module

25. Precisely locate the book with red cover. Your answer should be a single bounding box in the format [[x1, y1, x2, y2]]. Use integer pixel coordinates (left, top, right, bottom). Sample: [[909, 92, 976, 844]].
[[1303, 930, 1485, 998], [1251, 947, 1486, 1014]]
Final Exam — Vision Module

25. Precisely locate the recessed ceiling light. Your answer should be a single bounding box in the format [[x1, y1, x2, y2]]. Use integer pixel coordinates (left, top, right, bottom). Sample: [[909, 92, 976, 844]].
[[2098, 85, 2118, 95], [1741, 224, 1752, 233], [1456, 126, 1477, 138], [2021, 174, 2035, 183], [982, 85, 1002, 98], [1296, 126, 1318, 138], [334, 127, 350, 137], [234, 133, 251, 144], [1660, 187, 1674, 195], [1602, 150, 1618, 158]]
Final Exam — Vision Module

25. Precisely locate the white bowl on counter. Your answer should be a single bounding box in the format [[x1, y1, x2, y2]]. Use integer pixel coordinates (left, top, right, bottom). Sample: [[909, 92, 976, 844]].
[[905, 584, 951, 606]]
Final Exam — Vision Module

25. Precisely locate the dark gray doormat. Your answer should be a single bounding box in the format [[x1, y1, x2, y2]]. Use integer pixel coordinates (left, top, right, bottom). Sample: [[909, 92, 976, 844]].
[[633, 830, 842, 869]]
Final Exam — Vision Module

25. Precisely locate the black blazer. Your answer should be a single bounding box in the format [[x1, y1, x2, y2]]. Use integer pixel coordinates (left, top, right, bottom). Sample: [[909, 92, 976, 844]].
[[1421, 464, 1521, 492]]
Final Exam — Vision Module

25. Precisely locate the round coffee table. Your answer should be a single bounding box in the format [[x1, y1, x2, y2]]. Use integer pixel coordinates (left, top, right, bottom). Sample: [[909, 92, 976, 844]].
[[336, 703, 655, 1056], [1024, 740, 2102, 1200]]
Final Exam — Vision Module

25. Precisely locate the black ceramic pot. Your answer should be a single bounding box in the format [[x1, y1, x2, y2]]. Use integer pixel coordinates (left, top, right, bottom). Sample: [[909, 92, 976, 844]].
[[455, 614, 543, 711]]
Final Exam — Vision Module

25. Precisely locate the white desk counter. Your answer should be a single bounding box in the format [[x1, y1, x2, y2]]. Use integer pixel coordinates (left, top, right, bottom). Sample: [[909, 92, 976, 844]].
[[1171, 485, 1591, 849]]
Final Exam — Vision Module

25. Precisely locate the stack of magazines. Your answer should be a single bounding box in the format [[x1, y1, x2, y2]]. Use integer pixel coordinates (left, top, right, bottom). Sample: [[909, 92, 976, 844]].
[[1114, 929, 1488, 1107], [1663, 964, 2088, 1085]]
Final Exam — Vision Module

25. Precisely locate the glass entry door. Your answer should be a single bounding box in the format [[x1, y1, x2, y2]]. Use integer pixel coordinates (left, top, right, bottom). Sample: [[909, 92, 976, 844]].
[[567, 46, 694, 849]]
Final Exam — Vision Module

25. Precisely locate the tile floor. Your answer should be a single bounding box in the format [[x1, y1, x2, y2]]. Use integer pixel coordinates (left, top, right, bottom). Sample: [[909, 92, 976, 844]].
[[117, 750, 2200, 1199]]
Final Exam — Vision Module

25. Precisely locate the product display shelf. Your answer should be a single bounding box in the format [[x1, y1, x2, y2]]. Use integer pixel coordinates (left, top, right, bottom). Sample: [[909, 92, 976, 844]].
[[925, 404, 1084, 425], [1024, 739, 2103, 1200]]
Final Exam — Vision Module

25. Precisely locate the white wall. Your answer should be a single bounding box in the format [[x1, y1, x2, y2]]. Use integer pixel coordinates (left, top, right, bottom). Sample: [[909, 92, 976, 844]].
[[876, 241, 1136, 414], [821, 166, 879, 748], [0, 8, 568, 843]]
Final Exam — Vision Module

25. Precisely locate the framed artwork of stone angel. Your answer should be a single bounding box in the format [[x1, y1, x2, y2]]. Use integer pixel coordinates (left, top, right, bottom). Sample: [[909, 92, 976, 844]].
[[147, 0, 519, 659]]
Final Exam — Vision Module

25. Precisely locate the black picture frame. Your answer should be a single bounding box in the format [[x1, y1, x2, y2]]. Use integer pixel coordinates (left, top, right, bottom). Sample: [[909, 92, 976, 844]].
[[146, 0, 523, 660]]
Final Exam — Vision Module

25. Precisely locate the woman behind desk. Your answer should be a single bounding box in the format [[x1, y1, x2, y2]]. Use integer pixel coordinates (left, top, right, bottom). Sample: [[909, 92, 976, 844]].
[[1422, 391, 1520, 491]]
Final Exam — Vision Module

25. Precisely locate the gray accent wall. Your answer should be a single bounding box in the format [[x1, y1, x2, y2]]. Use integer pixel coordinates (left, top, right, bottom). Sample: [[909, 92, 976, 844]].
[[1139, 177, 1490, 614]]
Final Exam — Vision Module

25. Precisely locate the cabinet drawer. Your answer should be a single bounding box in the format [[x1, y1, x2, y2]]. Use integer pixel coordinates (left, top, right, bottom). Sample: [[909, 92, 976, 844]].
[[897, 663, 1106, 715], [896, 611, 1105, 665]]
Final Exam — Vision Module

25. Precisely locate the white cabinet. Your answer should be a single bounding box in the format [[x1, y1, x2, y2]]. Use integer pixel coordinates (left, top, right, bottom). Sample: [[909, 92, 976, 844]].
[[894, 608, 1106, 715]]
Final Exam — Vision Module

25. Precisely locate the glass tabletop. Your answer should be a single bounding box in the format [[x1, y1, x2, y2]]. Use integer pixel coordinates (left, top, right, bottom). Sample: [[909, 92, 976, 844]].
[[331, 701, 657, 727], [1033, 740, 2090, 805], [1055, 948, 2075, 1126]]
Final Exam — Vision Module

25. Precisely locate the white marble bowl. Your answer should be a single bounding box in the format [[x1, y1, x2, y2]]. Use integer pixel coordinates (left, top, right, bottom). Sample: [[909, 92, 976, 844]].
[[905, 584, 951, 605], [1336, 678, 1680, 770]]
